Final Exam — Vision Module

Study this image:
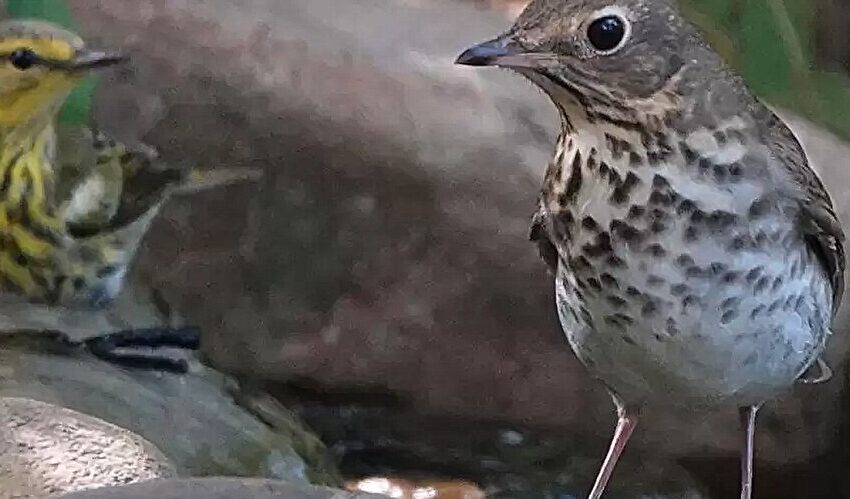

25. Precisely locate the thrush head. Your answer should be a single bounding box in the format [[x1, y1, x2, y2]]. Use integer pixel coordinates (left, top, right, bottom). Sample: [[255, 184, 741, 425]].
[[456, 0, 740, 127]]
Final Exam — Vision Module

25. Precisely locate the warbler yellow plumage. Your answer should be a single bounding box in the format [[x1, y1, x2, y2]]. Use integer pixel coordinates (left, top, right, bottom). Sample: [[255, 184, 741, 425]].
[[0, 19, 253, 315]]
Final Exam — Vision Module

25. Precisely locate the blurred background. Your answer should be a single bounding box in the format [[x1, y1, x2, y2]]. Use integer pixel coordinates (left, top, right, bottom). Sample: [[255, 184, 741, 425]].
[[4, 0, 850, 498]]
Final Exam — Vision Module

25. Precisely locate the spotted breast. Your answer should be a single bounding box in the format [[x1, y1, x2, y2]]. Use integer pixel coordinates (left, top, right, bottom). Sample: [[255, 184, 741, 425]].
[[533, 114, 833, 409]]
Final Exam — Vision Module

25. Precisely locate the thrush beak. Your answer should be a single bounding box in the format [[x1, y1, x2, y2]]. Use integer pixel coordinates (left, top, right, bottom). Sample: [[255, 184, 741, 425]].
[[456, 37, 512, 66], [455, 35, 542, 69], [62, 49, 127, 71]]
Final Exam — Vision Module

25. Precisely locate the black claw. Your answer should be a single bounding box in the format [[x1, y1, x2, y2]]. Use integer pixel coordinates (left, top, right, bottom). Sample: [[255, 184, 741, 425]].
[[86, 348, 190, 373], [83, 326, 201, 373], [84, 326, 201, 350], [0, 326, 201, 374]]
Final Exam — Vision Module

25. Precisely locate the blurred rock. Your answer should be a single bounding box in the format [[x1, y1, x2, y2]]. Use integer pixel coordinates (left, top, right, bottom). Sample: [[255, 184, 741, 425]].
[[62, 0, 850, 468], [58, 478, 382, 499], [0, 332, 341, 495], [814, 0, 850, 73], [0, 397, 175, 498], [457, 0, 527, 18]]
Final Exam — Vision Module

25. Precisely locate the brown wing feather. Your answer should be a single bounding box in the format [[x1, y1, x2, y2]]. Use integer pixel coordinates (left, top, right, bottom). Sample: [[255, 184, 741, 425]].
[[66, 132, 186, 238], [103, 152, 185, 231], [530, 202, 559, 274], [764, 110, 845, 317]]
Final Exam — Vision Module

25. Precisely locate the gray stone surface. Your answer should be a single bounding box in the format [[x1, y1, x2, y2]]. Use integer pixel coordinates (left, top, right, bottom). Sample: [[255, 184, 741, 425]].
[[0, 397, 175, 499], [58, 0, 850, 466], [0, 333, 340, 494], [57, 478, 381, 499]]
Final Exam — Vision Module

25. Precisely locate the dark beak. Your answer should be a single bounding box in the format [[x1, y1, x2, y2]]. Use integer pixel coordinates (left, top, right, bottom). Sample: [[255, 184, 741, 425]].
[[456, 35, 544, 69], [456, 37, 514, 66], [63, 50, 127, 71]]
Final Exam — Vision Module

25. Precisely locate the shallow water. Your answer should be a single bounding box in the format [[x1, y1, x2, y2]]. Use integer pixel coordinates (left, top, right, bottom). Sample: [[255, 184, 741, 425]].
[[274, 382, 848, 499]]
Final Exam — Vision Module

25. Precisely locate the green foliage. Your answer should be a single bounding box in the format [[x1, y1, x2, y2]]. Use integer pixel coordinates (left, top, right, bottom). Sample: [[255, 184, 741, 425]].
[[6, 0, 93, 125], [5, 0, 74, 25], [682, 0, 850, 140]]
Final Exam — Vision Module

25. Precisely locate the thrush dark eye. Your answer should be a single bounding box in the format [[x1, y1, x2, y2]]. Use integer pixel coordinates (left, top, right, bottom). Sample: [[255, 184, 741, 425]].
[[9, 49, 38, 70], [587, 15, 627, 52]]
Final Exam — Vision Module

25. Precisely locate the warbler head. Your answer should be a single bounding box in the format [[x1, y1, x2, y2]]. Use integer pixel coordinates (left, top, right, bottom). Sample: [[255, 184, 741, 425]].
[[0, 20, 125, 130]]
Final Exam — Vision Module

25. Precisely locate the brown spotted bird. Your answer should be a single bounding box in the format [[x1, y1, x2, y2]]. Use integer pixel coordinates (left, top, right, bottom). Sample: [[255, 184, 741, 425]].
[[456, 1, 844, 498]]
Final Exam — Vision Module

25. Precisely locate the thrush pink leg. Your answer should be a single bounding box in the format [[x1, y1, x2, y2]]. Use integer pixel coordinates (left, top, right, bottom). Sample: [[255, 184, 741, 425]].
[[739, 405, 760, 499], [587, 403, 637, 499]]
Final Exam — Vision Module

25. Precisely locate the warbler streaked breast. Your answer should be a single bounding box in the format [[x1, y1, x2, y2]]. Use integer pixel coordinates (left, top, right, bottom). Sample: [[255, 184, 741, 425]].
[[0, 19, 253, 312]]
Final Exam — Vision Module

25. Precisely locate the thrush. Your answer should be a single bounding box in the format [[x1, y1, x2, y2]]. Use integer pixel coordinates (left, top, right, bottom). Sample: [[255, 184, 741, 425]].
[[0, 20, 259, 371], [456, 1, 844, 498]]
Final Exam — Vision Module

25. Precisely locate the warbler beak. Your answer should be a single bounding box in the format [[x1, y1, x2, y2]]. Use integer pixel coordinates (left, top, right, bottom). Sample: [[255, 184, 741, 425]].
[[62, 49, 127, 71], [455, 35, 541, 69]]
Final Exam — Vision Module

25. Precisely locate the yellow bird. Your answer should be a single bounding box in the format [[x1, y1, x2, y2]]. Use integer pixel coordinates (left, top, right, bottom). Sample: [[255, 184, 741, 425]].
[[0, 19, 257, 368]]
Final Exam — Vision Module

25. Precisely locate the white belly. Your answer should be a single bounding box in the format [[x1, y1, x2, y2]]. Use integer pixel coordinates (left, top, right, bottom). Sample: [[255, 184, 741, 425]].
[[556, 251, 829, 408], [549, 131, 832, 408]]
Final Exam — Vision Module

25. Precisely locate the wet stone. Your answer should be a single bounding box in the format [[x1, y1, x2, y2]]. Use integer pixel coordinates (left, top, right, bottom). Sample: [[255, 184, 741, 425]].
[[0, 333, 341, 494], [58, 478, 380, 499]]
